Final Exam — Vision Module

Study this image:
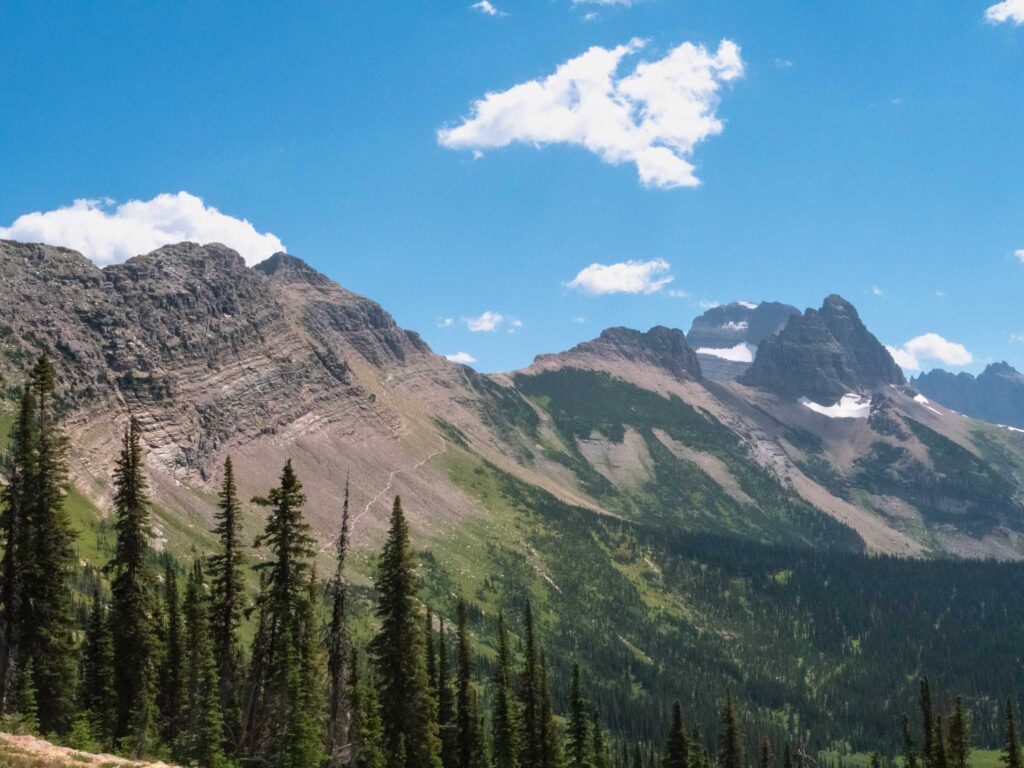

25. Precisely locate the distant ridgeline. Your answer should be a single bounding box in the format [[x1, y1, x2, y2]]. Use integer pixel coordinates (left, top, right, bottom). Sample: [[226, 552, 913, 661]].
[[1, 356, 1024, 768]]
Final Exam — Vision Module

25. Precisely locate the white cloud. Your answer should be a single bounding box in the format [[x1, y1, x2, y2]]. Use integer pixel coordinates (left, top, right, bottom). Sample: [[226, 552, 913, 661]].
[[774, 58, 793, 69], [438, 317, 455, 328], [472, 1, 505, 16], [445, 351, 478, 364], [699, 299, 720, 309], [697, 342, 756, 363], [986, 0, 1024, 25], [871, 286, 883, 296], [437, 37, 743, 189], [508, 318, 523, 333], [1015, 248, 1024, 262], [935, 290, 946, 298], [567, 258, 674, 295], [465, 311, 505, 332], [572, 0, 634, 5], [0, 192, 284, 266], [572, 316, 586, 324], [667, 288, 689, 298], [886, 333, 973, 371], [1011, 332, 1024, 344]]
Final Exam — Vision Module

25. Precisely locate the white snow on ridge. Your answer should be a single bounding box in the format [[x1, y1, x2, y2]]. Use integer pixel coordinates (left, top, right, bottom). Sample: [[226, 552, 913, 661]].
[[913, 393, 929, 404], [696, 342, 756, 363], [738, 300, 759, 309], [799, 394, 872, 419], [722, 320, 749, 332]]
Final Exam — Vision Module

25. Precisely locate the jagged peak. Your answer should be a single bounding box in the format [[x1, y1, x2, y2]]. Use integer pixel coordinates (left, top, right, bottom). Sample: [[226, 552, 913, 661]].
[[535, 325, 701, 380], [254, 251, 332, 286]]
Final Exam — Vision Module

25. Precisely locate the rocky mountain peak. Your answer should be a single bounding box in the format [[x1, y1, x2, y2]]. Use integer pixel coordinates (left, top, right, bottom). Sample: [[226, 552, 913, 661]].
[[540, 325, 701, 380], [742, 294, 905, 404], [913, 361, 1024, 428], [687, 300, 799, 381], [254, 251, 332, 286]]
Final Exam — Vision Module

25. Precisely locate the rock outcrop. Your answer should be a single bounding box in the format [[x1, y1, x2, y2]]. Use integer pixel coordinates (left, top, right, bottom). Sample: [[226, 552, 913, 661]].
[[741, 294, 905, 404], [687, 301, 799, 381], [913, 362, 1024, 428], [534, 326, 702, 381]]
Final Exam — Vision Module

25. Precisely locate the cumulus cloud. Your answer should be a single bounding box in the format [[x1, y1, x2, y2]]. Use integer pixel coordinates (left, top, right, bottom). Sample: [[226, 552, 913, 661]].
[[445, 351, 478, 364], [464, 311, 505, 331], [1015, 248, 1024, 262], [986, 0, 1024, 25], [871, 286, 883, 296], [567, 258, 674, 295], [437, 37, 743, 189], [438, 317, 455, 328], [0, 192, 284, 266], [472, 1, 505, 16], [886, 334, 973, 371]]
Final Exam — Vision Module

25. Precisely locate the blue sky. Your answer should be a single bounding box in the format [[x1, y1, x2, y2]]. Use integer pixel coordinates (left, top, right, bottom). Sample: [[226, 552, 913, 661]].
[[1, 1, 1023, 374]]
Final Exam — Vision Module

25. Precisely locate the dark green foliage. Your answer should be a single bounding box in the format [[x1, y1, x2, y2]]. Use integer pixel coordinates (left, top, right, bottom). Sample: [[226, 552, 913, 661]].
[[326, 478, 351, 761], [457, 599, 474, 768], [949, 698, 971, 768], [492, 612, 521, 768], [1003, 702, 1022, 768], [209, 456, 245, 752], [370, 496, 441, 768], [717, 691, 741, 768], [80, 588, 115, 746], [177, 559, 227, 768], [902, 713, 919, 768], [590, 711, 607, 768], [439, 615, 458, 768], [159, 560, 183, 745], [106, 418, 163, 751], [349, 648, 385, 768], [520, 601, 541, 768], [922, 679, 935, 768], [666, 702, 688, 768], [568, 663, 591, 768]]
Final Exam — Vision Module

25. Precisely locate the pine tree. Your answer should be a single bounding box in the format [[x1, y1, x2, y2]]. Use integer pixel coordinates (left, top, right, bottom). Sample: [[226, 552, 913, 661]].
[[439, 615, 458, 768], [538, 653, 563, 768], [717, 691, 742, 768], [1002, 701, 1022, 768], [590, 710, 607, 768], [159, 559, 183, 745], [21, 357, 78, 734], [209, 456, 245, 753], [666, 701, 688, 768], [934, 716, 948, 768], [468, 686, 490, 768], [921, 679, 935, 768], [760, 738, 770, 768], [106, 418, 163, 752], [520, 600, 541, 768], [427, 607, 438, 699], [568, 663, 591, 768], [948, 698, 971, 768], [369, 496, 441, 768], [0, 385, 36, 716], [177, 559, 227, 768], [249, 460, 324, 767], [457, 599, 475, 768], [14, 656, 38, 733], [492, 611, 520, 768], [349, 648, 385, 768], [903, 713, 919, 768], [327, 478, 352, 761], [80, 587, 116, 747]]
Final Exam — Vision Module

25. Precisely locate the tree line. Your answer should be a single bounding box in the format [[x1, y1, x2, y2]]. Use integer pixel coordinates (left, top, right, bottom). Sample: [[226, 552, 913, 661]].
[[1, 356, 1024, 768]]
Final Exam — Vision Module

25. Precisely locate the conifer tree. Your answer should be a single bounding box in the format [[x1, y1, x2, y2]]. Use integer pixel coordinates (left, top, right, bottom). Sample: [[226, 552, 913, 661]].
[[590, 710, 607, 768], [492, 611, 520, 768], [80, 587, 116, 746], [717, 691, 742, 768], [370, 496, 441, 768], [0, 385, 36, 716], [349, 648, 385, 768], [1002, 701, 1022, 768], [468, 687, 489, 768], [14, 656, 38, 734], [568, 663, 591, 768], [177, 559, 227, 768], [427, 607, 438, 700], [21, 357, 78, 734], [760, 738, 770, 768], [327, 478, 352, 761], [666, 701, 688, 768], [934, 716, 948, 768], [949, 697, 971, 768], [903, 713, 919, 768], [457, 599, 475, 768], [209, 456, 245, 752], [159, 559, 183, 745], [870, 754, 883, 768], [783, 743, 793, 768], [921, 679, 935, 768], [106, 418, 163, 751], [439, 615, 458, 768], [520, 601, 541, 768], [539, 653, 563, 768]]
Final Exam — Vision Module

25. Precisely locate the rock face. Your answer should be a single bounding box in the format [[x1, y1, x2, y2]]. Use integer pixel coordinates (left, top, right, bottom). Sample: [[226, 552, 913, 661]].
[[742, 294, 905, 404], [687, 301, 799, 381], [913, 362, 1024, 428], [536, 326, 702, 381]]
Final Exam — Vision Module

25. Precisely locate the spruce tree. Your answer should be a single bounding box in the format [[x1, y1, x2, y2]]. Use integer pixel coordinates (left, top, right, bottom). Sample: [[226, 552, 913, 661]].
[[666, 701, 688, 768], [1002, 701, 1022, 768], [209, 456, 245, 752], [760, 738, 770, 768], [369, 496, 441, 768], [80, 587, 116, 747], [0, 385, 36, 716], [457, 599, 475, 768], [21, 356, 78, 734], [159, 559, 183, 745], [568, 663, 591, 768], [439, 615, 458, 768], [903, 713, 919, 768], [590, 710, 607, 768], [327, 478, 352, 761], [492, 611, 521, 768], [921, 679, 935, 768], [178, 559, 227, 768], [350, 648, 386, 768], [783, 743, 793, 768], [949, 697, 971, 768], [520, 601, 541, 768], [106, 417, 163, 752], [934, 716, 948, 768], [717, 691, 742, 768], [538, 653, 563, 768]]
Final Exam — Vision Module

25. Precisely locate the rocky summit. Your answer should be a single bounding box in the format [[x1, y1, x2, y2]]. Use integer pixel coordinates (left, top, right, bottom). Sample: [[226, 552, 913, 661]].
[[686, 300, 799, 381], [741, 294, 906, 404], [913, 361, 1024, 428]]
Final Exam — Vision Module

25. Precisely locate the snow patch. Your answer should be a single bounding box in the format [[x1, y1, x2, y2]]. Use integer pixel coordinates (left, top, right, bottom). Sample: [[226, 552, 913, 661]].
[[738, 300, 759, 309], [913, 393, 930, 404], [721, 320, 749, 332], [999, 424, 1024, 434], [799, 394, 872, 419], [696, 342, 756, 363]]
